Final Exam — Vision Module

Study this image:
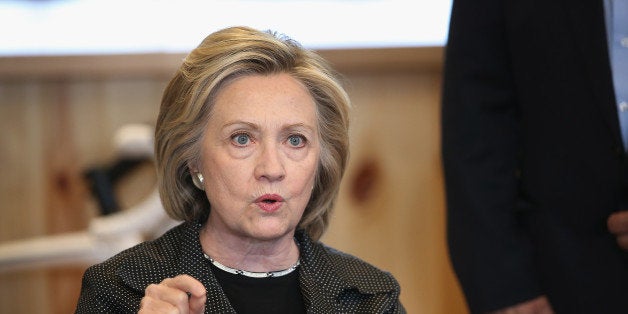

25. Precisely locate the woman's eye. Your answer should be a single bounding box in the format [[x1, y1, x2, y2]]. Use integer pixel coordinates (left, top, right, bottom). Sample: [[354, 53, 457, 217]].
[[232, 133, 251, 146], [287, 135, 306, 147]]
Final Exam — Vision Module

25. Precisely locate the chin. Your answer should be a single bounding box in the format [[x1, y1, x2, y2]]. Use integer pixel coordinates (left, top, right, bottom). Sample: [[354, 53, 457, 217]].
[[248, 223, 295, 241]]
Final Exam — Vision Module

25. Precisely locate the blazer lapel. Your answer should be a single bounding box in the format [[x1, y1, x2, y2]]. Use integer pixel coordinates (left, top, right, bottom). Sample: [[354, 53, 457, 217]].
[[175, 224, 236, 313], [116, 223, 236, 313], [563, 0, 621, 145], [296, 231, 346, 313]]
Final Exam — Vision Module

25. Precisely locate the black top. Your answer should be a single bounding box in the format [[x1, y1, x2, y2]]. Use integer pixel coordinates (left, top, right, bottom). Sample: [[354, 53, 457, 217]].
[[210, 263, 306, 314]]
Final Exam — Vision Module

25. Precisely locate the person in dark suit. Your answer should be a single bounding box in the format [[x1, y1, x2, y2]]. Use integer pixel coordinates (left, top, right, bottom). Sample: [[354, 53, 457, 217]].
[[441, 0, 628, 313], [75, 26, 405, 314]]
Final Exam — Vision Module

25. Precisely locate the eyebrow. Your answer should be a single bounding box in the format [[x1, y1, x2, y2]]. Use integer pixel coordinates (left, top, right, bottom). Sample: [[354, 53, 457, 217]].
[[222, 121, 316, 133]]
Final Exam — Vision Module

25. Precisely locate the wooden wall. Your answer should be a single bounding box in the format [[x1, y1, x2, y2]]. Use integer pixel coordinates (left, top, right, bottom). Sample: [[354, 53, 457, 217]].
[[0, 47, 468, 313]]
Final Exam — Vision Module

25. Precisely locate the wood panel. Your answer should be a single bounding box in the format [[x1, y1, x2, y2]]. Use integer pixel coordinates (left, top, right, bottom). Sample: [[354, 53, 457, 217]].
[[321, 72, 465, 313], [0, 79, 165, 314], [0, 47, 468, 313]]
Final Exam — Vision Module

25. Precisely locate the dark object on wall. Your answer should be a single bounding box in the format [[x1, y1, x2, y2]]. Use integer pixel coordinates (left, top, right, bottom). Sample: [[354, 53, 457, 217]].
[[84, 158, 148, 215]]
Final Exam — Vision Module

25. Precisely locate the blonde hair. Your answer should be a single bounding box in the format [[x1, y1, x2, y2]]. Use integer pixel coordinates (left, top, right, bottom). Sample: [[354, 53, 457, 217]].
[[154, 26, 350, 240]]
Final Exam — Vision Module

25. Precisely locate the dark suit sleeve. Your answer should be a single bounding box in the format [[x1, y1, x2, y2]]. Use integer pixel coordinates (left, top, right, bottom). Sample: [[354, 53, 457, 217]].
[[441, 0, 542, 312], [75, 263, 141, 314]]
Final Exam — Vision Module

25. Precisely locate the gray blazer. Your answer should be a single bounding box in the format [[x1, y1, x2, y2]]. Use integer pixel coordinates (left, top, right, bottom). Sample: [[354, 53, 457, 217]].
[[75, 222, 405, 313]]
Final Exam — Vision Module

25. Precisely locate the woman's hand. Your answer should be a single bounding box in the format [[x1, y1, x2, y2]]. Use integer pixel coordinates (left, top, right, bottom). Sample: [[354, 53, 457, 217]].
[[139, 274, 206, 314], [488, 296, 554, 314], [608, 210, 628, 250]]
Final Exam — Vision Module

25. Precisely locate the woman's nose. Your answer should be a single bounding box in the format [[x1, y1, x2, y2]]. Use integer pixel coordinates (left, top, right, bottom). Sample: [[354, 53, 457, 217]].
[[254, 143, 286, 182]]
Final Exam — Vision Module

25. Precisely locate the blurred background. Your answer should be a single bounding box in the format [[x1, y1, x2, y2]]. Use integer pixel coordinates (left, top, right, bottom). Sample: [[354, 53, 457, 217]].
[[0, 0, 467, 313]]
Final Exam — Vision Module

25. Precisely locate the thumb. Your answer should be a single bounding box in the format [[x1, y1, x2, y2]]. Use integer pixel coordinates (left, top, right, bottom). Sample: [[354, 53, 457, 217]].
[[608, 210, 628, 234], [188, 290, 207, 314], [166, 274, 206, 314]]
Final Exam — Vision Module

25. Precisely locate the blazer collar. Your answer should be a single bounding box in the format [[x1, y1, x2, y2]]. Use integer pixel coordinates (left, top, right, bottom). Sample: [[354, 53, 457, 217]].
[[116, 223, 236, 313], [295, 229, 398, 312], [114, 224, 395, 313]]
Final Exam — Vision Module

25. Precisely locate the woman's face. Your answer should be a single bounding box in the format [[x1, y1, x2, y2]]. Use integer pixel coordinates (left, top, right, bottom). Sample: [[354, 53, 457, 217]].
[[197, 73, 320, 242]]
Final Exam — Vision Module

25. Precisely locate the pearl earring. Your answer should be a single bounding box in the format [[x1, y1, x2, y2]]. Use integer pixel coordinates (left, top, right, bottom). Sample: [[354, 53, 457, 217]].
[[192, 172, 205, 190]]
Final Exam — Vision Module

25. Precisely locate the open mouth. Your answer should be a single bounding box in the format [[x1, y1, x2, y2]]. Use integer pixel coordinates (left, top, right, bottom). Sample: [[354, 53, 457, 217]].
[[255, 194, 284, 212], [255, 194, 284, 203]]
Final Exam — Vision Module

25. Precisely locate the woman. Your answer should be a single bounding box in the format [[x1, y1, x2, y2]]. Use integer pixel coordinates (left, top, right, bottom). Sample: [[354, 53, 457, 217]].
[[76, 26, 404, 313]]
